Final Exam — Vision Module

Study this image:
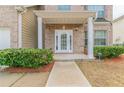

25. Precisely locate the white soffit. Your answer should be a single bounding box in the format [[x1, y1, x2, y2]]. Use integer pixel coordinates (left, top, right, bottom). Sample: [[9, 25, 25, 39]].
[[43, 18, 85, 24]]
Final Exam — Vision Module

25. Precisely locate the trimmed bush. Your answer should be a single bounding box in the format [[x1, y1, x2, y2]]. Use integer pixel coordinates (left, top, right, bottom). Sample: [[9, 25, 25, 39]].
[[0, 48, 53, 68], [94, 46, 124, 59]]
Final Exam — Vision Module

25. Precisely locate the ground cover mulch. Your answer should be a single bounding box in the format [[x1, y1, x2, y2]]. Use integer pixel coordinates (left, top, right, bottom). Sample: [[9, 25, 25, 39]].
[[109, 55, 124, 62], [1, 62, 54, 73]]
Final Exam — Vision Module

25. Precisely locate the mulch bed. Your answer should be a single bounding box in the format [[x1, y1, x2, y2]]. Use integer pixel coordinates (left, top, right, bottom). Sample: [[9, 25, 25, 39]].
[[94, 55, 124, 63], [2, 62, 55, 73], [110, 55, 124, 62]]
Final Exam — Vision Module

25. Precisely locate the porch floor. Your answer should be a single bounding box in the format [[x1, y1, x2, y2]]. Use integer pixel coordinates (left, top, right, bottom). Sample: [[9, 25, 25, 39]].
[[53, 54, 89, 61]]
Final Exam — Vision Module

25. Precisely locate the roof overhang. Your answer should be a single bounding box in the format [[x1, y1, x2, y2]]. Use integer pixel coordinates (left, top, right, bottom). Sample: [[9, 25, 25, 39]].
[[112, 15, 124, 23], [34, 11, 96, 24], [94, 22, 111, 25], [34, 10, 96, 18]]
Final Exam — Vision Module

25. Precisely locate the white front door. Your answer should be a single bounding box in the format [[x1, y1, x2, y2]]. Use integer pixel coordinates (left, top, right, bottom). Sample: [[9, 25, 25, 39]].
[[55, 30, 73, 53]]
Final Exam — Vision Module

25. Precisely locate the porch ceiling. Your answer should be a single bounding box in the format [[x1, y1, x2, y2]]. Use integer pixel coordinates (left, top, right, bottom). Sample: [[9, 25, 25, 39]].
[[34, 11, 96, 24], [43, 18, 86, 24]]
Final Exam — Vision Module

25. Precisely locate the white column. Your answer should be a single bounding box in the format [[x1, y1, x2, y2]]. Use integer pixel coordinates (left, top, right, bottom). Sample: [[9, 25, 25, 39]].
[[37, 17, 43, 49], [18, 13, 22, 48], [87, 17, 94, 59]]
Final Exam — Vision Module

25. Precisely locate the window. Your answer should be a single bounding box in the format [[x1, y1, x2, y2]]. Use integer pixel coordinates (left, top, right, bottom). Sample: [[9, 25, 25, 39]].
[[84, 30, 107, 46], [84, 31, 88, 46], [70, 35, 72, 50], [56, 35, 58, 50], [94, 31, 107, 46], [61, 34, 67, 50], [87, 5, 105, 18], [58, 5, 71, 11]]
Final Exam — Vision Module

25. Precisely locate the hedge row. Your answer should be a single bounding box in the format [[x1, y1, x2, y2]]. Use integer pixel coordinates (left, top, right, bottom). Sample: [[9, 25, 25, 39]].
[[94, 46, 124, 58], [0, 48, 53, 68]]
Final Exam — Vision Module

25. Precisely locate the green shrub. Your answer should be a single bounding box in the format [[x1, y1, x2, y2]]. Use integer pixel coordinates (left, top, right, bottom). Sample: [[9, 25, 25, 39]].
[[94, 46, 124, 59], [0, 48, 53, 68]]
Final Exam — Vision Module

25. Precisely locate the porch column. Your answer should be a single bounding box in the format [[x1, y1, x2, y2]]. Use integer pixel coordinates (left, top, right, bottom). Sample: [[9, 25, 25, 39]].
[[87, 17, 94, 59], [37, 17, 43, 49], [18, 13, 22, 48]]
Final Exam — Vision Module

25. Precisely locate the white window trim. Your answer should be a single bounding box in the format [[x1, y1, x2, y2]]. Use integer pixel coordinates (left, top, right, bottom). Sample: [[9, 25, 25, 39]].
[[94, 30, 107, 46]]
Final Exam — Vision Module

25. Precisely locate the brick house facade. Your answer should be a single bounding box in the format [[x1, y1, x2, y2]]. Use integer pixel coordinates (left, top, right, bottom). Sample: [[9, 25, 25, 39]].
[[0, 6, 18, 48], [0, 5, 113, 59]]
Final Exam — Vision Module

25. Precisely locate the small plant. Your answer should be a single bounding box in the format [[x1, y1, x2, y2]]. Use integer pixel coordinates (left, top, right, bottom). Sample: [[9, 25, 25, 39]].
[[0, 48, 53, 68], [97, 52, 103, 60]]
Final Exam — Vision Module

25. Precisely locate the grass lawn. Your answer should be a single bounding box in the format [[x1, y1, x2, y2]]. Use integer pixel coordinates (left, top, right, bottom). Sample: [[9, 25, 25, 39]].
[[77, 61, 124, 87]]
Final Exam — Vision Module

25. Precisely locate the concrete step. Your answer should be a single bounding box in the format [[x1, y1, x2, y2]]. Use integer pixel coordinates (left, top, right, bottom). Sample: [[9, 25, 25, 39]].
[[54, 59, 95, 62]]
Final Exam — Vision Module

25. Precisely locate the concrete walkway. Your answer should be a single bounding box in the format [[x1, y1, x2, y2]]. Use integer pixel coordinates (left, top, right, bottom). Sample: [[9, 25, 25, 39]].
[[0, 73, 24, 87], [46, 62, 91, 87], [0, 72, 49, 87]]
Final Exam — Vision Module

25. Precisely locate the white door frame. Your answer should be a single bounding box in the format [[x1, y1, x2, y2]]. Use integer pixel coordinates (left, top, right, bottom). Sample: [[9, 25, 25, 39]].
[[55, 30, 73, 53]]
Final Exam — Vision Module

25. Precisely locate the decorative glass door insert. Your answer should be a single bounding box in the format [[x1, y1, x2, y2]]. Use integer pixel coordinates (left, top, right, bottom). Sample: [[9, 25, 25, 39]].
[[55, 30, 73, 53]]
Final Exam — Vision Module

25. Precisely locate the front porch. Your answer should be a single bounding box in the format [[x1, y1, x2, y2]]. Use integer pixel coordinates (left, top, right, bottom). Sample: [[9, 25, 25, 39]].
[[54, 53, 89, 61], [34, 11, 96, 59]]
